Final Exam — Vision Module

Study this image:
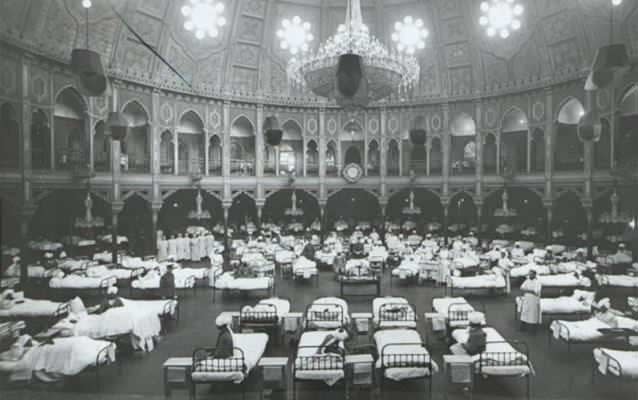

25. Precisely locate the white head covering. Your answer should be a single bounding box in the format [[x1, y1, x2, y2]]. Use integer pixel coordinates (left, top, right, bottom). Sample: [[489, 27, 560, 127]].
[[469, 312, 483, 325], [59, 251, 67, 259], [107, 286, 118, 295], [598, 298, 611, 309], [333, 328, 349, 341], [44, 252, 53, 259], [216, 313, 233, 328], [12, 256, 20, 263]]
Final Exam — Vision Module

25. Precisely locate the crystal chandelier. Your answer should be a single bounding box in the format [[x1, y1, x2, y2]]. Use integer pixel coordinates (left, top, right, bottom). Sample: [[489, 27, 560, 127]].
[[181, 0, 227, 40], [188, 189, 212, 220], [284, 191, 304, 217], [479, 0, 524, 39], [286, 0, 421, 106], [402, 191, 422, 216], [75, 192, 104, 229]]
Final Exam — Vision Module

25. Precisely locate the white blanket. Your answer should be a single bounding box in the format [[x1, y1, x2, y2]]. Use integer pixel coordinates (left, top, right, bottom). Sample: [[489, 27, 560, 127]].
[[449, 274, 506, 289], [86, 265, 139, 280], [2, 337, 115, 382], [214, 272, 272, 291], [372, 297, 416, 329], [550, 317, 638, 342], [0, 299, 67, 318], [537, 273, 591, 288], [392, 259, 421, 278], [452, 327, 531, 376], [293, 257, 318, 277], [191, 333, 268, 384], [510, 263, 551, 279], [432, 297, 484, 328], [49, 274, 116, 289], [374, 329, 437, 381], [132, 269, 199, 289], [294, 331, 344, 386], [597, 274, 638, 288], [275, 250, 295, 264], [539, 290, 594, 314], [593, 348, 638, 378]]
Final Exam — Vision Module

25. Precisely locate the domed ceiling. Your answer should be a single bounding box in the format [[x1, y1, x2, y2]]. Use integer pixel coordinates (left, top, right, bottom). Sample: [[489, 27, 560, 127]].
[[1, 0, 637, 101]]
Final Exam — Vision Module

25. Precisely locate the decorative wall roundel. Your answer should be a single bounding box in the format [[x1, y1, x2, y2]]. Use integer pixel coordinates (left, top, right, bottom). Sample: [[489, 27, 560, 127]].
[[327, 117, 337, 135], [31, 76, 47, 101], [368, 118, 379, 134], [388, 116, 399, 133], [209, 108, 221, 129], [430, 114, 441, 131], [485, 106, 497, 128], [342, 163, 363, 183], [532, 101, 545, 122], [160, 103, 174, 124], [307, 117, 318, 134]]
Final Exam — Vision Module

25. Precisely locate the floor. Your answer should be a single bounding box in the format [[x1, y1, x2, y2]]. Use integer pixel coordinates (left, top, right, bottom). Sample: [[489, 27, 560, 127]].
[[1, 266, 637, 400]]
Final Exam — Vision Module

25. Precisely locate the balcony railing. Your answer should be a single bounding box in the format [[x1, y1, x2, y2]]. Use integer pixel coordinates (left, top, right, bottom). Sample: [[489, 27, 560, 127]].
[[231, 159, 254, 176]]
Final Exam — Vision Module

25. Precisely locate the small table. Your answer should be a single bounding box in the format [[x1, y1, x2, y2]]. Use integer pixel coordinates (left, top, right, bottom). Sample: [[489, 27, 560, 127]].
[[345, 354, 375, 400], [162, 357, 192, 399], [283, 312, 303, 334], [443, 354, 474, 399], [351, 312, 372, 335], [258, 357, 288, 400]]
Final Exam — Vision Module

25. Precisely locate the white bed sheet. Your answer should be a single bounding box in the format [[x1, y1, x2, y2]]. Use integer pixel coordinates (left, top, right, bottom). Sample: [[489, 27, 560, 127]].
[[449, 274, 506, 289], [432, 297, 484, 327], [452, 327, 531, 376], [49, 274, 115, 289], [0, 299, 67, 318], [191, 332, 268, 384], [597, 274, 638, 288], [294, 331, 344, 386], [593, 348, 638, 378], [537, 274, 591, 288], [550, 316, 638, 342], [214, 272, 273, 291]]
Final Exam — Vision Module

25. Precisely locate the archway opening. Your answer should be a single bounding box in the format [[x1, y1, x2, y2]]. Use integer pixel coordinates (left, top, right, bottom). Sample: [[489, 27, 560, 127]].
[[501, 108, 528, 174], [121, 101, 150, 173], [230, 117, 255, 176], [450, 113, 477, 176], [555, 98, 585, 171], [178, 111, 205, 175]]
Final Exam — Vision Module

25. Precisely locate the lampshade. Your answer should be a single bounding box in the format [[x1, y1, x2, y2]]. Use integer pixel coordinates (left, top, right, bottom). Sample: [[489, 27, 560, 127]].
[[577, 112, 602, 142], [70, 49, 108, 96], [585, 44, 630, 91], [409, 129, 426, 145], [106, 112, 129, 141], [264, 116, 282, 146]]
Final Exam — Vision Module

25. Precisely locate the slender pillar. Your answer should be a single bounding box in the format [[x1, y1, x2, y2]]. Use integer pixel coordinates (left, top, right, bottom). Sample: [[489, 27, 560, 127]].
[[111, 202, 124, 264], [585, 206, 593, 259], [545, 204, 553, 244], [442, 199, 450, 245]]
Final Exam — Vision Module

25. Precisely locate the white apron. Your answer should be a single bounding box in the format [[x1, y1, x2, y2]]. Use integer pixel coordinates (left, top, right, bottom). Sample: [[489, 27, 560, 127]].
[[520, 279, 542, 324]]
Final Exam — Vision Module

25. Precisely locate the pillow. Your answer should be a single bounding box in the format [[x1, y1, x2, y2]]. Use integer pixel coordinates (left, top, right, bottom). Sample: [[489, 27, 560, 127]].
[[573, 290, 595, 304], [69, 297, 87, 315]]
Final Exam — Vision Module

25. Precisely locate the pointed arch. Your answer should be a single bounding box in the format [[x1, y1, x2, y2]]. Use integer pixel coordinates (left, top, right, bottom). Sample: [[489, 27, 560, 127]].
[[54, 87, 87, 170], [448, 191, 477, 233], [0, 103, 19, 169], [177, 110, 205, 175], [231, 115, 255, 176], [387, 139, 400, 176], [555, 97, 585, 171], [326, 140, 338, 176], [553, 190, 586, 243], [306, 139, 319, 176], [429, 136, 442, 176], [617, 84, 638, 166], [500, 107, 528, 174], [121, 100, 150, 173], [530, 128, 545, 172], [208, 134, 222, 176], [93, 120, 110, 172], [160, 130, 175, 174], [367, 139, 380, 176], [31, 108, 51, 170], [450, 113, 477, 176]]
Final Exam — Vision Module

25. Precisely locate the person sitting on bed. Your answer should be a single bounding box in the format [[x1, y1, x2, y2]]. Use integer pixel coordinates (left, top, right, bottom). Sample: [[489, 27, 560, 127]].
[[450, 312, 486, 356], [159, 264, 176, 299], [214, 314, 235, 359], [594, 298, 618, 328], [315, 328, 349, 356], [511, 243, 525, 260], [90, 286, 124, 314]]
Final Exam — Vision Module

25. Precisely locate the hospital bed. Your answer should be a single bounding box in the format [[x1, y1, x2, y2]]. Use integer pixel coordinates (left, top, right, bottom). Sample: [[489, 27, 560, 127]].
[[238, 297, 290, 342], [48, 273, 117, 300], [596, 274, 638, 296], [131, 268, 204, 299], [293, 330, 346, 400], [0, 298, 70, 334], [537, 273, 592, 297], [212, 271, 275, 304], [515, 290, 594, 323], [549, 315, 638, 353], [373, 328, 436, 396], [432, 297, 486, 332], [190, 332, 269, 400], [446, 271, 508, 297], [0, 335, 116, 388], [451, 327, 533, 399], [292, 257, 319, 286], [338, 259, 381, 297], [372, 297, 417, 330], [593, 347, 638, 382], [304, 297, 349, 331]]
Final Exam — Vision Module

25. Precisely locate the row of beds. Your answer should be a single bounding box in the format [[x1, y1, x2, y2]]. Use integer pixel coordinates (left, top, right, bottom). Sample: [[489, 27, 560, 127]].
[[0, 293, 179, 386], [188, 295, 534, 399]]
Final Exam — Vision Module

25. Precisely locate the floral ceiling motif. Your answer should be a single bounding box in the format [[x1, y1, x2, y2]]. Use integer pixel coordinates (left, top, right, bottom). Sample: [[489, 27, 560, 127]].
[[0, 0, 635, 102]]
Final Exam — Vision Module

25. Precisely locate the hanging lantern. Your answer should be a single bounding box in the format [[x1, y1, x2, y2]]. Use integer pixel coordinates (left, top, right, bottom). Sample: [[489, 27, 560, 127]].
[[264, 116, 283, 146], [106, 112, 129, 141], [585, 44, 630, 91], [577, 112, 603, 142], [71, 49, 107, 96]]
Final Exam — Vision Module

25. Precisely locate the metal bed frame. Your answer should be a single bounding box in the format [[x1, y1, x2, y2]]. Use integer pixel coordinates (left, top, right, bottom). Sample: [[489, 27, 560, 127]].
[[292, 343, 346, 400], [591, 347, 638, 386], [373, 301, 417, 331], [443, 301, 487, 333], [475, 340, 532, 400], [513, 296, 590, 324], [48, 275, 117, 301], [190, 346, 248, 400], [238, 297, 291, 342], [131, 274, 197, 299], [338, 269, 381, 298], [548, 320, 633, 353], [377, 340, 434, 398], [303, 301, 348, 331]]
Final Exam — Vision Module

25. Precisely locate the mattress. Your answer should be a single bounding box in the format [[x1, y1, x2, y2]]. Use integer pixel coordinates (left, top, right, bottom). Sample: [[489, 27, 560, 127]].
[[374, 329, 436, 381], [539, 291, 593, 314], [241, 298, 291, 321], [0, 299, 67, 318], [510, 264, 551, 279], [191, 332, 268, 384], [452, 327, 531, 376], [593, 348, 638, 378], [372, 297, 416, 329], [132, 269, 200, 289], [550, 317, 638, 342], [294, 331, 344, 386], [597, 275, 638, 288], [392, 261, 421, 278], [432, 297, 484, 327]]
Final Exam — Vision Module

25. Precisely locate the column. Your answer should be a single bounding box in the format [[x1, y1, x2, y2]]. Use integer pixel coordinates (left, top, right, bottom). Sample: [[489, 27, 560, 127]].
[[223, 204, 230, 257], [302, 139, 307, 177], [110, 201, 124, 264], [442, 199, 450, 245], [256, 202, 264, 228], [584, 91, 594, 199], [19, 205, 36, 285], [151, 203, 162, 256], [476, 204, 483, 245], [441, 103, 450, 198], [474, 99, 483, 200], [204, 130, 210, 176], [319, 109, 326, 178], [173, 130, 179, 175], [544, 87, 554, 199], [256, 104, 264, 178], [545, 203, 553, 244], [222, 101, 232, 199], [585, 204, 593, 259]]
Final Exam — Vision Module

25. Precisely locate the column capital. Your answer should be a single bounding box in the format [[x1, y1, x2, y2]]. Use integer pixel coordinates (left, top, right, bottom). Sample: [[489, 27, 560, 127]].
[[111, 201, 125, 214]]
